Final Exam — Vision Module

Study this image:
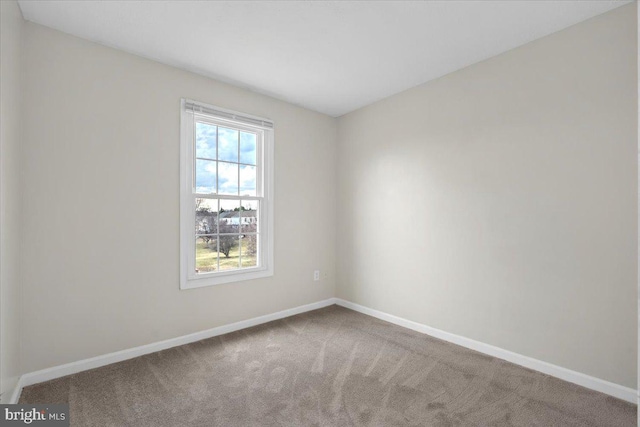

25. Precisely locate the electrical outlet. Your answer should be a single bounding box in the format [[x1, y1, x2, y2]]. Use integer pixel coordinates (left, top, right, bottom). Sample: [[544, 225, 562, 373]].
[[313, 270, 320, 281]]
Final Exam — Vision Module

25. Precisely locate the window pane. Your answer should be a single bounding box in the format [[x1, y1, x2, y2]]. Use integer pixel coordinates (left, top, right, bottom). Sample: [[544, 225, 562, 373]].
[[218, 235, 240, 271], [241, 235, 258, 268], [218, 162, 238, 195], [239, 165, 256, 196], [195, 198, 218, 234], [195, 159, 216, 194], [196, 122, 217, 159], [196, 236, 218, 273], [240, 132, 257, 165], [218, 127, 238, 162], [240, 200, 258, 233]]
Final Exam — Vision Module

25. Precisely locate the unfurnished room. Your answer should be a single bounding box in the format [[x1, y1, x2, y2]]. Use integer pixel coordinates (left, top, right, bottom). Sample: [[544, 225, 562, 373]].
[[0, 1, 638, 426]]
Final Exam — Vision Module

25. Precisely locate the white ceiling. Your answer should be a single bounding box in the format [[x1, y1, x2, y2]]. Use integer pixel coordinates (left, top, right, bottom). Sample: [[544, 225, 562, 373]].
[[18, 1, 631, 117]]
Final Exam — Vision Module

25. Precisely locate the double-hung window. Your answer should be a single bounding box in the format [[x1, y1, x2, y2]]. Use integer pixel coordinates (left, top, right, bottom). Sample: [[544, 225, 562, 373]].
[[180, 99, 274, 289]]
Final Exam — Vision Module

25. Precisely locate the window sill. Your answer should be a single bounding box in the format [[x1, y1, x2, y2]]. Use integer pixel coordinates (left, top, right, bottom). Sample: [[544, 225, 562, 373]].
[[180, 267, 273, 290]]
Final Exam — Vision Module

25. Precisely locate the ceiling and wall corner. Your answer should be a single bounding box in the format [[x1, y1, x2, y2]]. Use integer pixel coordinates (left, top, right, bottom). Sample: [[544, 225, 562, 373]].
[[16, 0, 632, 117]]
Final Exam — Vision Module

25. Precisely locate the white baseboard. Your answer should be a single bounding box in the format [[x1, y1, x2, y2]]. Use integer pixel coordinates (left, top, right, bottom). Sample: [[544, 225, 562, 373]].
[[11, 297, 636, 405], [1, 375, 23, 404], [8, 377, 23, 405], [11, 298, 337, 403], [334, 298, 637, 404]]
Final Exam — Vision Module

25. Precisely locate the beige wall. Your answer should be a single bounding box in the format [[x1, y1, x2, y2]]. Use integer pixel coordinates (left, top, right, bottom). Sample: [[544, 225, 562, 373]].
[[337, 4, 638, 388], [19, 22, 337, 373], [637, 2, 640, 407], [0, 0, 24, 401]]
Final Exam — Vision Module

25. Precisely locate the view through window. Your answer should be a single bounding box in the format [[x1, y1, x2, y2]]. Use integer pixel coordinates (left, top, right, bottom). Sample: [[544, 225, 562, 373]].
[[181, 100, 273, 289]]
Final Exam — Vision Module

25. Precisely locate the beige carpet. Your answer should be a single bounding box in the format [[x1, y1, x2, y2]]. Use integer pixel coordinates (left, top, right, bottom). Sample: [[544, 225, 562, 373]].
[[20, 305, 635, 426]]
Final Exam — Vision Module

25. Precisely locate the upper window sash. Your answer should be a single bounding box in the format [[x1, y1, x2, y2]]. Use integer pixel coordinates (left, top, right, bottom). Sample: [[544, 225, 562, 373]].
[[190, 115, 265, 198]]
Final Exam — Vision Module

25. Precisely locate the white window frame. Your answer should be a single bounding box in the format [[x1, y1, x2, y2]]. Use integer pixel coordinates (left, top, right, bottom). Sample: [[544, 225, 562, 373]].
[[180, 99, 274, 290]]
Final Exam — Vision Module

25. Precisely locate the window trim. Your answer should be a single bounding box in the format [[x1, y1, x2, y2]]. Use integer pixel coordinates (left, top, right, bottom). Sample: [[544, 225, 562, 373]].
[[180, 99, 274, 290]]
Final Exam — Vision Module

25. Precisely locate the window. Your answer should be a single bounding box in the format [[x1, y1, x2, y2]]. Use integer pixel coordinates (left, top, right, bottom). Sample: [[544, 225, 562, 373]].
[[180, 99, 274, 289]]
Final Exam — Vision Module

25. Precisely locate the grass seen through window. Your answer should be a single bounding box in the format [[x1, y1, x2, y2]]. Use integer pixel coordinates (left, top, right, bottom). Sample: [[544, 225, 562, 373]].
[[196, 237, 257, 272]]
